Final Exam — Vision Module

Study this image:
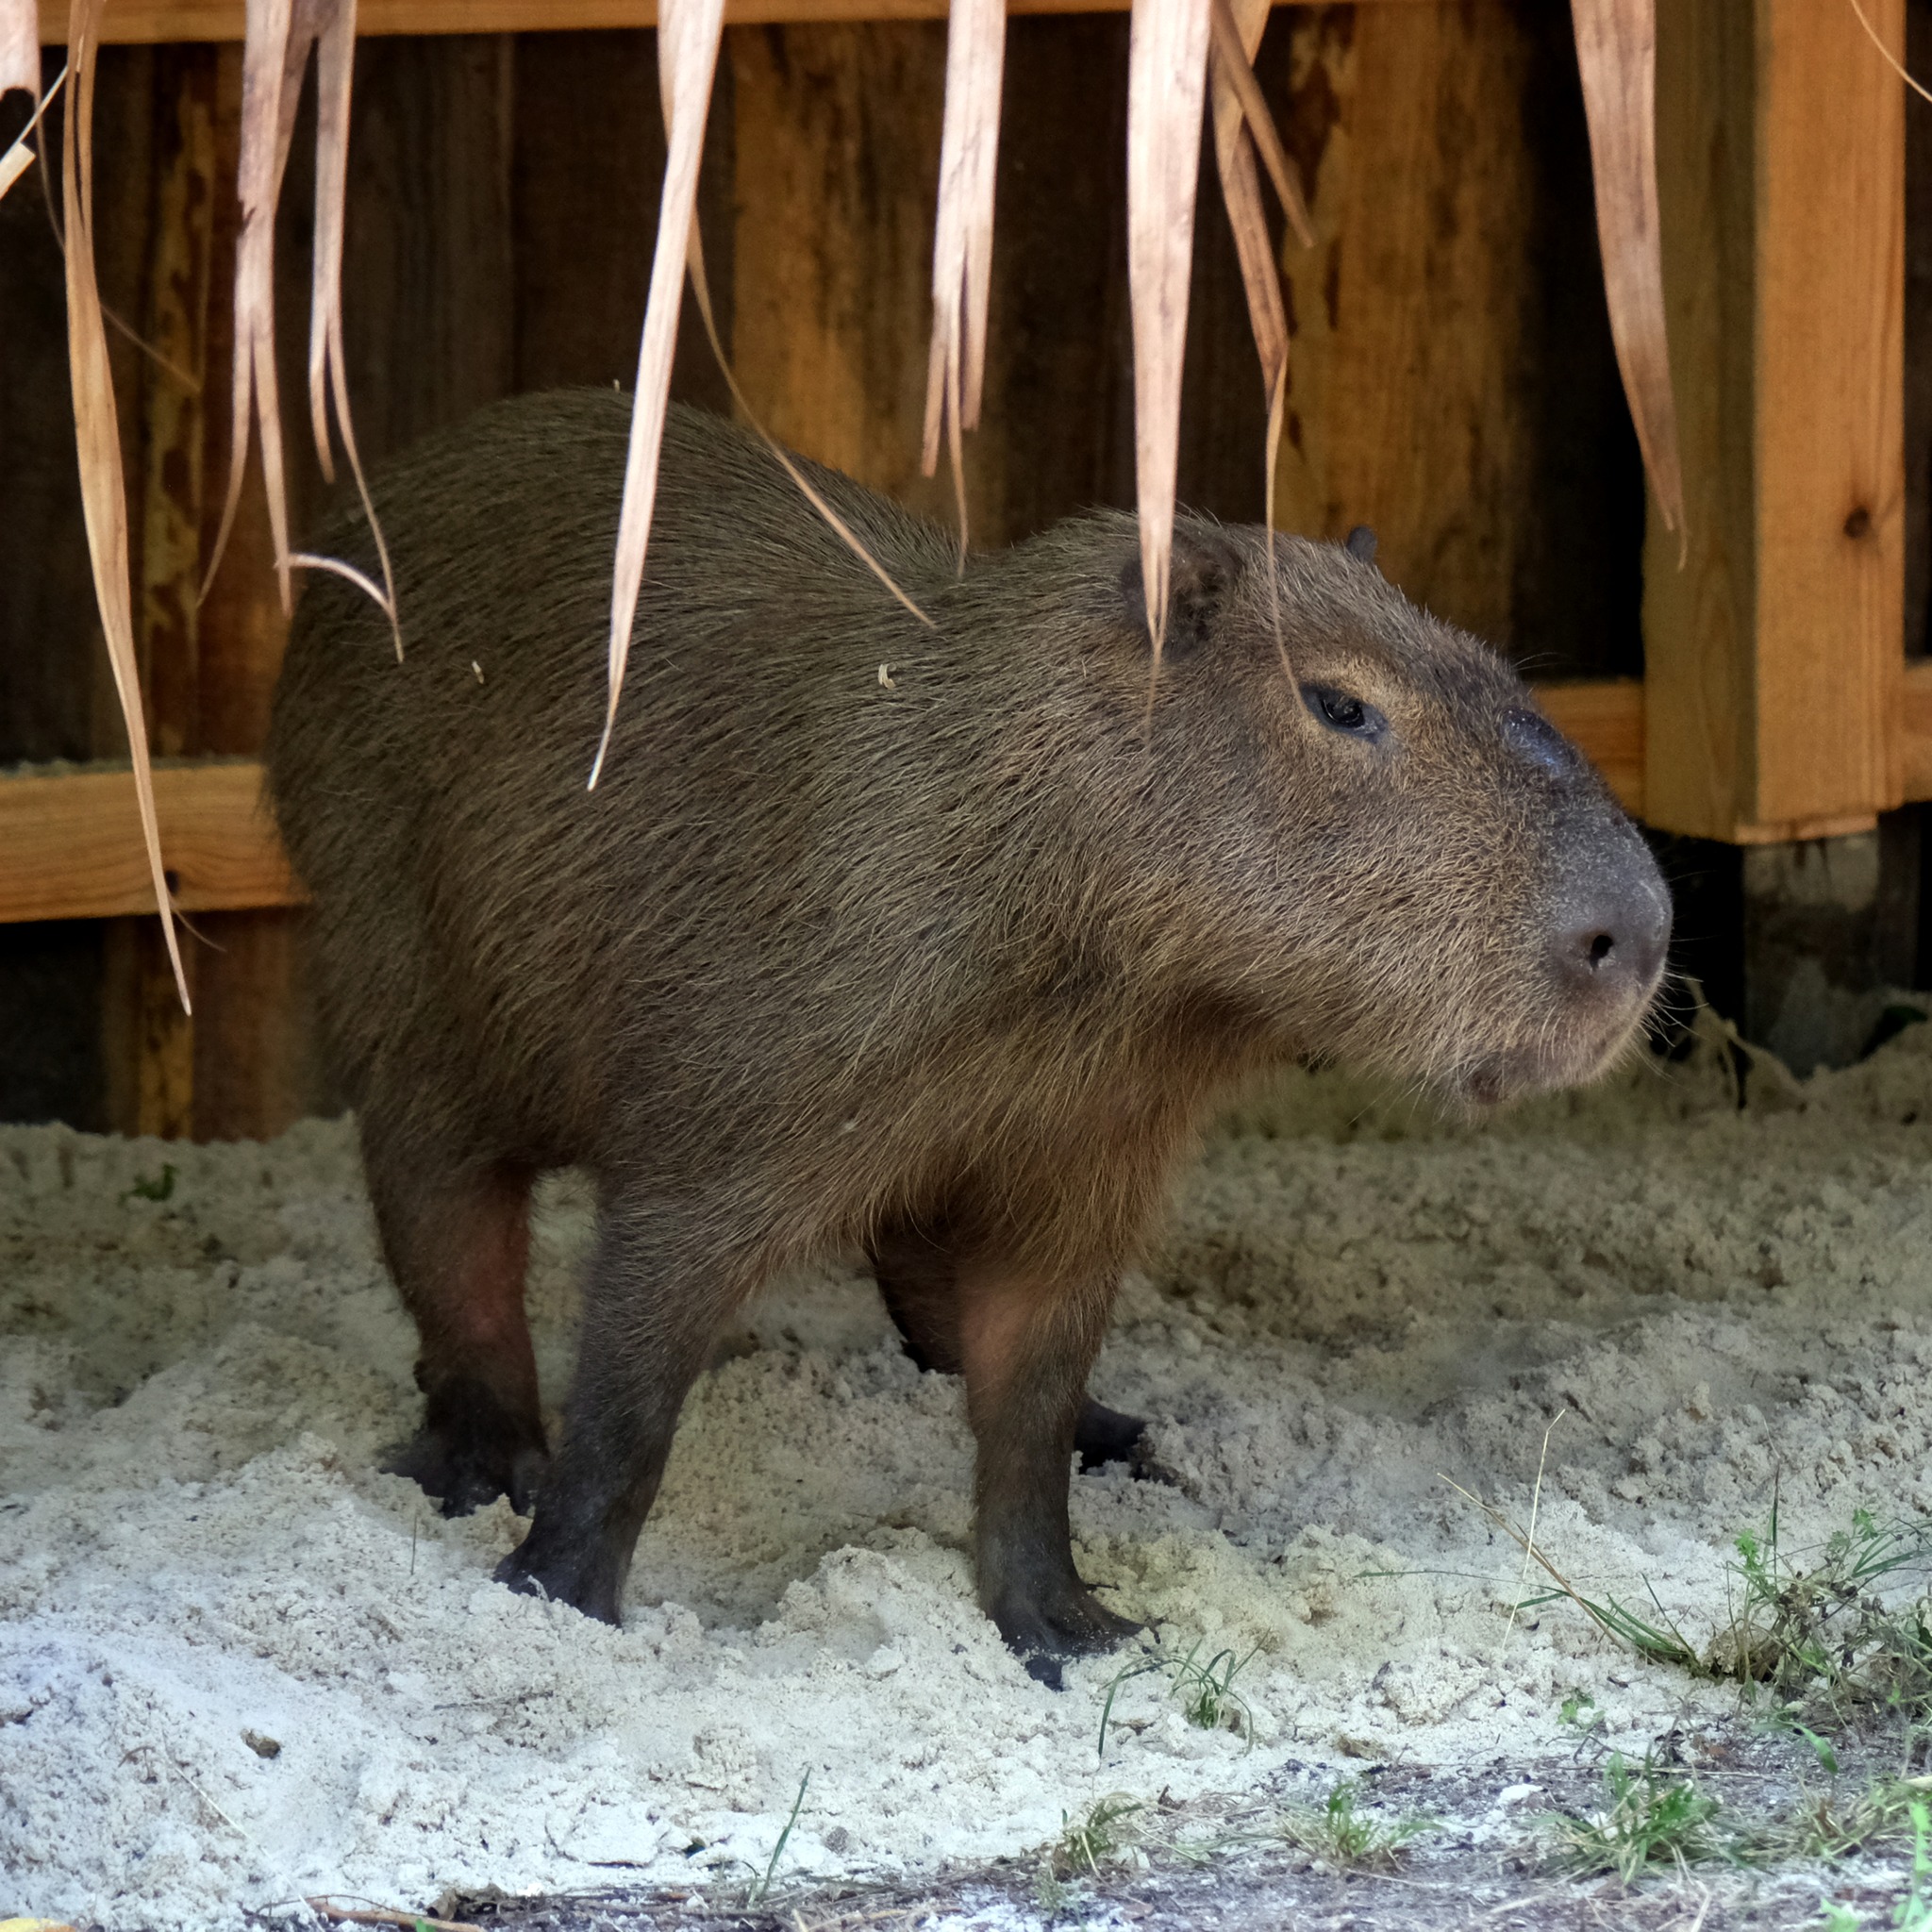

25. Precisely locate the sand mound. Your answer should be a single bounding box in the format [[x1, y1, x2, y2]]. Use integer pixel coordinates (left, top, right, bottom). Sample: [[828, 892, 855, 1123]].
[[8, 1018, 1932, 1928]]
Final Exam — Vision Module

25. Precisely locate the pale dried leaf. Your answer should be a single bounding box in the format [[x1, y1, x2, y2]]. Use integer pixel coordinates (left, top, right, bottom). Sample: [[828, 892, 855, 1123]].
[[592, 0, 727, 789], [0, 54, 61, 207], [63, 0, 190, 1010], [1571, 0, 1684, 538], [0, 0, 37, 100], [1127, 0, 1213, 656], [921, 0, 1004, 558], [1208, 0, 1312, 249], [1210, 44, 1289, 667], [203, 0, 301, 611], [304, 0, 398, 653], [685, 227, 933, 632]]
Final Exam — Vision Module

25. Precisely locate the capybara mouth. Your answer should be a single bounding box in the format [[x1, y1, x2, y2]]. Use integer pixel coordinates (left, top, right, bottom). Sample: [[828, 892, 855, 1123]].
[[1450, 978, 1663, 1111]]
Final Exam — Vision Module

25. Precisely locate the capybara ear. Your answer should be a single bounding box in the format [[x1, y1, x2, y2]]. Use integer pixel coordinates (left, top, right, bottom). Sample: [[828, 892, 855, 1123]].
[[1343, 525, 1379, 567], [1116, 525, 1245, 656]]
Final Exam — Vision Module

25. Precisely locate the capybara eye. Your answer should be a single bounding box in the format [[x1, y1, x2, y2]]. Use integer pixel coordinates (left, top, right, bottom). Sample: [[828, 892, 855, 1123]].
[[1306, 686, 1381, 738]]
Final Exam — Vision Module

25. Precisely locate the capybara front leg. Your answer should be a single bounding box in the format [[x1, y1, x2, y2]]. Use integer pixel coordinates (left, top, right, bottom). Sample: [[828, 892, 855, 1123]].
[[497, 1203, 726, 1624], [958, 1270, 1141, 1688], [872, 1221, 1153, 1474], [360, 1125, 547, 1517]]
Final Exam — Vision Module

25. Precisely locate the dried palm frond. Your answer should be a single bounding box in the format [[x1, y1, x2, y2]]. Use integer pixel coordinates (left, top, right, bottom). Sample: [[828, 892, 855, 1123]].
[[0, 64, 59, 205], [203, 0, 306, 614], [207, 0, 394, 643], [1207, 0, 1291, 614], [921, 0, 1004, 560], [1126, 0, 1213, 660], [62, 0, 190, 1009], [1208, 0, 1311, 252], [1571, 0, 1683, 541], [297, 0, 397, 651], [592, 0, 726, 790], [0, 0, 35, 102]]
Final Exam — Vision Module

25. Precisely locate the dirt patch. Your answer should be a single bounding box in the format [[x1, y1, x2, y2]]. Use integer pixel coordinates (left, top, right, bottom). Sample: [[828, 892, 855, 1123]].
[[7, 1015, 1932, 1927]]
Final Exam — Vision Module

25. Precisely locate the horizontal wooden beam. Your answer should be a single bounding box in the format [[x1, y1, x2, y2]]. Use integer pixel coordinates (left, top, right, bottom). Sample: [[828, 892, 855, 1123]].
[[1531, 678, 1645, 824], [0, 760, 300, 925], [15, 670, 1932, 926], [39, 0, 1426, 41], [0, 680, 1625, 927]]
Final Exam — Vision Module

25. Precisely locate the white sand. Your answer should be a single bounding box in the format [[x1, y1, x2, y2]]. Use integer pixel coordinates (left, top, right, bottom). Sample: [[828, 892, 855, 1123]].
[[7, 1017, 1932, 1928]]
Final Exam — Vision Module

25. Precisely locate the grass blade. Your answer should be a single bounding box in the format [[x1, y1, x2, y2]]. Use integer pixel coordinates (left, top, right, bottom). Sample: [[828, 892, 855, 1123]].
[[921, 0, 1004, 561], [1570, 0, 1684, 543], [1126, 0, 1213, 660], [62, 0, 190, 1012], [592, 0, 726, 790]]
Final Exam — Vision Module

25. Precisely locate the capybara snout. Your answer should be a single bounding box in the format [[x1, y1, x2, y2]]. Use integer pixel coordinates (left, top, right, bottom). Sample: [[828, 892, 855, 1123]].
[[267, 390, 1669, 1681]]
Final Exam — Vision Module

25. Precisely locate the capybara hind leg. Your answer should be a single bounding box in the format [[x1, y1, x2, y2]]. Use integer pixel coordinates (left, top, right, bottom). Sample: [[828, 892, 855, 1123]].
[[873, 1223, 1153, 1475], [360, 1129, 547, 1516], [497, 1199, 730, 1624], [958, 1269, 1141, 1688]]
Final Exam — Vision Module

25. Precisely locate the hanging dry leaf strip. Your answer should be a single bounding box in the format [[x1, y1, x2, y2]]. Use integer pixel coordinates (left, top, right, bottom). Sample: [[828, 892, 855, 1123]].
[[61, 0, 191, 1009], [205, 0, 395, 645], [921, 0, 1004, 559], [592, 0, 727, 789], [1571, 0, 1684, 541], [1126, 0, 1213, 659]]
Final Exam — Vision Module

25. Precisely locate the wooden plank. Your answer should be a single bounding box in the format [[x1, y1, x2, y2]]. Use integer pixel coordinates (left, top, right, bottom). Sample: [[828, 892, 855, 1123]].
[[0, 677, 1654, 930], [1642, 0, 1905, 843], [0, 762, 301, 926], [1536, 678, 1644, 822], [42, 0, 1433, 42]]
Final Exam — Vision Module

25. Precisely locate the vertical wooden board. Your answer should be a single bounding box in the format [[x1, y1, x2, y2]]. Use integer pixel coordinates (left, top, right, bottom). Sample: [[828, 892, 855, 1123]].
[[1269, 1, 1641, 676], [192, 909, 330, 1141], [138, 43, 219, 759], [340, 33, 517, 465], [973, 12, 1132, 546], [1642, 0, 1755, 841], [1749, 0, 1904, 829], [1904, 0, 1932, 661], [1271, 3, 1535, 650], [728, 20, 953, 523], [102, 915, 195, 1140], [511, 26, 735, 413]]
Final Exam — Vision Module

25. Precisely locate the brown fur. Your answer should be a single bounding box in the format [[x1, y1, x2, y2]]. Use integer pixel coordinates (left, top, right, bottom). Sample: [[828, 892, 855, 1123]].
[[266, 390, 1668, 1683]]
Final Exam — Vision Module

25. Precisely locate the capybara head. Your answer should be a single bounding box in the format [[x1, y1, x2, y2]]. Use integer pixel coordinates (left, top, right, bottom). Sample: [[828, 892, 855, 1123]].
[[1005, 512, 1670, 1110]]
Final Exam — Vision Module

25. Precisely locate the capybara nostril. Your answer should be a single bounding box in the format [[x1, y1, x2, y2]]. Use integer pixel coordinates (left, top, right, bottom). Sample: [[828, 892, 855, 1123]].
[[1558, 877, 1670, 994]]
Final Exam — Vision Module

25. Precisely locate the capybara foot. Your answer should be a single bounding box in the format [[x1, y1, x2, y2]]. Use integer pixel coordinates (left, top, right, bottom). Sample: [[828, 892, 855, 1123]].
[[989, 1574, 1142, 1690], [383, 1375, 548, 1518], [494, 1526, 625, 1624], [1074, 1398, 1166, 1476]]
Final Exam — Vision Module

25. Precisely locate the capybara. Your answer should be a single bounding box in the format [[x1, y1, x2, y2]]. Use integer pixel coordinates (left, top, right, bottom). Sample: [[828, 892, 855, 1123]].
[[266, 390, 1670, 1684]]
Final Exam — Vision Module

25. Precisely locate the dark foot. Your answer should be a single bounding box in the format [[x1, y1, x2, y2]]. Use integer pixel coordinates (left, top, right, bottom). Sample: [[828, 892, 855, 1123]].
[[493, 1522, 625, 1624], [383, 1375, 548, 1518], [989, 1573, 1141, 1690], [1074, 1398, 1158, 1474]]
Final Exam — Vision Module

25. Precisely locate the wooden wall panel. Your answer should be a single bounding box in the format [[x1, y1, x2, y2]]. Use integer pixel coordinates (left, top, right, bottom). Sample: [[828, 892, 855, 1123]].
[[1270, 0, 1641, 676]]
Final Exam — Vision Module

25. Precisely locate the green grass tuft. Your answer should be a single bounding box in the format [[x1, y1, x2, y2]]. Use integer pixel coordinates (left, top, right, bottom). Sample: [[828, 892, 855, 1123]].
[[1277, 1777, 1434, 1870], [1547, 1753, 1740, 1882]]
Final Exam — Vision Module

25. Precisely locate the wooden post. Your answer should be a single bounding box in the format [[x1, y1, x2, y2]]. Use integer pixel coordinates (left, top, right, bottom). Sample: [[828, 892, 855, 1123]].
[[1643, 0, 1905, 844]]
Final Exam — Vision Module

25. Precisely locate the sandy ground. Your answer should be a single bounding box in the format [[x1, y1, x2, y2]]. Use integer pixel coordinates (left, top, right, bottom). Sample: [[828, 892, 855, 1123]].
[[8, 1015, 1932, 1929]]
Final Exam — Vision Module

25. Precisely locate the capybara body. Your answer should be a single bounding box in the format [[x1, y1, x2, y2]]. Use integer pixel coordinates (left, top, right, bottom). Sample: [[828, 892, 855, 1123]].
[[267, 390, 1669, 1681]]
